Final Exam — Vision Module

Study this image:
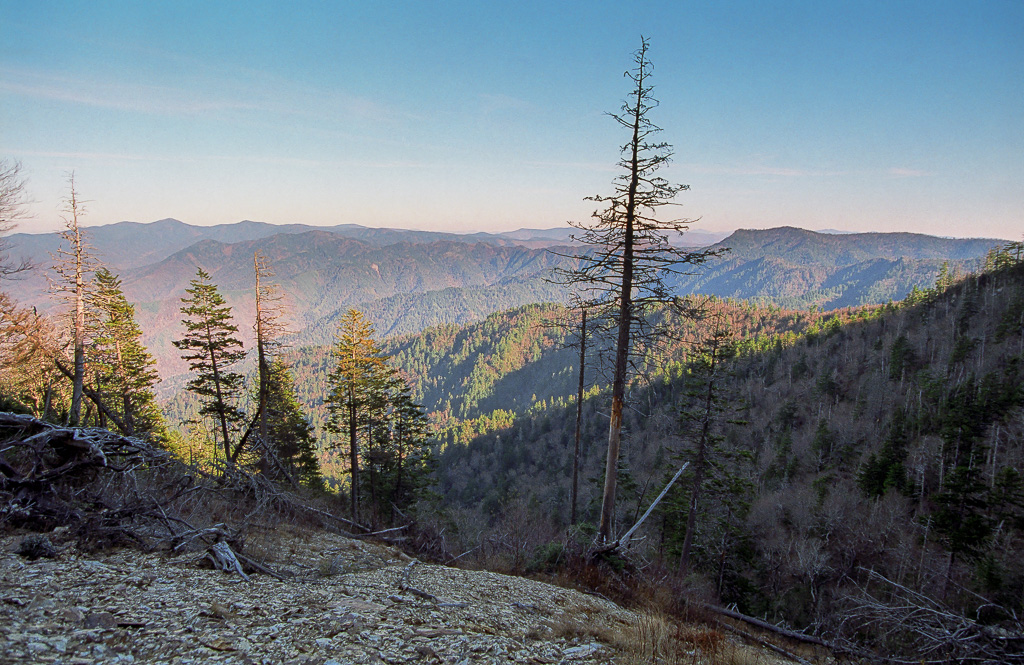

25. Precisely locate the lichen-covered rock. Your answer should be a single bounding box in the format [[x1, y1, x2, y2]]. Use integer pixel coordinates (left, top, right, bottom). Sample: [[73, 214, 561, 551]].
[[0, 529, 633, 664]]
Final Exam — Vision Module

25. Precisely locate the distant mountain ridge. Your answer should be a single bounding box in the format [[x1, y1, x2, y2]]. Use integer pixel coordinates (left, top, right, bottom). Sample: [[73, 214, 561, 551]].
[[665, 226, 998, 309], [2, 219, 1002, 384]]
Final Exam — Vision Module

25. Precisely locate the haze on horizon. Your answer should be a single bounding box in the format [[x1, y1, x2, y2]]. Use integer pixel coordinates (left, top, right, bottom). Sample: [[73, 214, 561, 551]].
[[2, 1, 1021, 241]]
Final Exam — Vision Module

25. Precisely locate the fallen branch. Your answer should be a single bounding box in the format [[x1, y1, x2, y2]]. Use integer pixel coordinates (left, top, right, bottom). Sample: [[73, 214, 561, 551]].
[[352, 525, 408, 540], [232, 550, 286, 582], [705, 604, 831, 649], [592, 462, 688, 555], [396, 559, 440, 602], [714, 619, 813, 665]]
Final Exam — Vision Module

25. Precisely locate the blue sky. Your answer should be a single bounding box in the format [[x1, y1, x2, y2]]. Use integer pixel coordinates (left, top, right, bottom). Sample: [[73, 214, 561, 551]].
[[2, 1, 1021, 239]]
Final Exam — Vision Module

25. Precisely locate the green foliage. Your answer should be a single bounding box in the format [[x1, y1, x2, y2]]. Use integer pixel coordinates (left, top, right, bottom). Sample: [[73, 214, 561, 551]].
[[172, 268, 246, 462], [526, 541, 565, 574], [89, 268, 167, 442], [857, 408, 911, 499], [325, 309, 434, 523], [888, 334, 917, 381], [261, 359, 322, 490], [810, 420, 837, 469]]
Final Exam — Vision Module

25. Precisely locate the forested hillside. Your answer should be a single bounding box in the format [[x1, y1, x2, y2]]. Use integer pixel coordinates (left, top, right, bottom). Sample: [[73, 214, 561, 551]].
[[426, 256, 1024, 657], [5, 220, 999, 385], [667, 226, 996, 309]]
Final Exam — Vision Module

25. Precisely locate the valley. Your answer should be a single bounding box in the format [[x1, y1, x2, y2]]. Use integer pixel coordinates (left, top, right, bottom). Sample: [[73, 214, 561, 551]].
[[4, 220, 997, 384]]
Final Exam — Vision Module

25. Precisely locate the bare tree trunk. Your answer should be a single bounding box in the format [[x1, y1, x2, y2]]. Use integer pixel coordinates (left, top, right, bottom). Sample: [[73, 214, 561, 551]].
[[114, 339, 135, 435], [349, 384, 359, 523], [71, 263, 85, 425], [64, 179, 87, 427], [598, 57, 643, 543], [204, 321, 232, 463], [571, 307, 587, 525], [94, 371, 107, 429], [42, 382, 53, 421], [254, 252, 269, 448]]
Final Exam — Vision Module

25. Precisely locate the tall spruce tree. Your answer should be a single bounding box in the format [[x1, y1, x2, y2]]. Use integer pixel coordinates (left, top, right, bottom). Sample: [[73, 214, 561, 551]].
[[668, 303, 748, 577], [360, 374, 433, 524], [385, 382, 433, 518], [553, 38, 723, 542], [326, 309, 392, 522], [173, 268, 246, 464], [262, 358, 322, 490], [89, 268, 165, 440]]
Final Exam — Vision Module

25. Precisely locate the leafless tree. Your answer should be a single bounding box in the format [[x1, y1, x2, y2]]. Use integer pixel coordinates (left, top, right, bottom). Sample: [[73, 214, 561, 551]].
[[552, 38, 724, 542], [253, 251, 288, 446], [0, 159, 31, 279], [50, 175, 97, 426]]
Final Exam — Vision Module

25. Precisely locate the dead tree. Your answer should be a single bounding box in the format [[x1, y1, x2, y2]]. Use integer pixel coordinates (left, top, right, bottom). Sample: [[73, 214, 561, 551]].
[[50, 175, 97, 426], [551, 38, 724, 542]]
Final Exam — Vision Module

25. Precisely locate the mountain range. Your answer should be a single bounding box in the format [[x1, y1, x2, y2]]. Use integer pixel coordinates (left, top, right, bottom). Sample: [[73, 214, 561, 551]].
[[3, 219, 1001, 382]]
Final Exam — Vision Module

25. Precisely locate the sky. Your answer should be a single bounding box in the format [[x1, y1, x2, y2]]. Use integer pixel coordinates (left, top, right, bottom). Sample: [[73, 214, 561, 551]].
[[1, 1, 1022, 240]]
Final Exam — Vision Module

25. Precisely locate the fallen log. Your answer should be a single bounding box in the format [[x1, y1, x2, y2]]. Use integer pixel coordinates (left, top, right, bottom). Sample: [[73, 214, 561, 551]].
[[591, 462, 688, 556]]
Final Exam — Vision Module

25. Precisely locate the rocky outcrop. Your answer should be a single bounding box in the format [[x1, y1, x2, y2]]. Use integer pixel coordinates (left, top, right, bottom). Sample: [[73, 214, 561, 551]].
[[0, 528, 634, 664]]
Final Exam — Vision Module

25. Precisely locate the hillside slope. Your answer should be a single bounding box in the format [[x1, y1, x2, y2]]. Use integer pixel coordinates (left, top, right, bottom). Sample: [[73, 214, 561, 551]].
[[1, 529, 651, 664], [430, 258, 1024, 654], [5, 221, 1000, 388]]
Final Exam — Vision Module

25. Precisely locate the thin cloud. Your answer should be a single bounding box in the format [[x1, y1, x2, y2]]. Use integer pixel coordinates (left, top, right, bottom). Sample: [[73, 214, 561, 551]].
[[888, 167, 931, 177], [0, 65, 401, 124], [525, 160, 617, 172], [4, 149, 434, 171], [682, 162, 846, 177], [0, 67, 256, 115], [9, 149, 193, 163]]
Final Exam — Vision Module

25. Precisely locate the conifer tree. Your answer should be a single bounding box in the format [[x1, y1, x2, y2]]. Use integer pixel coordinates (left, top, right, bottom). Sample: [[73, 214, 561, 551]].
[[675, 305, 737, 576], [262, 358, 322, 489], [360, 376, 433, 523], [386, 382, 433, 515], [89, 268, 166, 440], [173, 268, 245, 464], [326, 309, 391, 522], [552, 38, 723, 541]]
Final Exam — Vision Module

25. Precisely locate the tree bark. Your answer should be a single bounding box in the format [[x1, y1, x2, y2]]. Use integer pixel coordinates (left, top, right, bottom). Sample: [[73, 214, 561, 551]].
[[598, 49, 644, 543], [571, 307, 587, 525]]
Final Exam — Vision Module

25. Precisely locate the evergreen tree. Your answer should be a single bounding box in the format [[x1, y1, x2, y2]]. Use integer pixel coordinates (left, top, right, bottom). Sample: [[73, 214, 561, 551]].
[[89, 268, 166, 440], [857, 408, 911, 499], [362, 378, 433, 523], [326, 309, 391, 522], [662, 303, 750, 578], [173, 268, 246, 464], [262, 358, 322, 490]]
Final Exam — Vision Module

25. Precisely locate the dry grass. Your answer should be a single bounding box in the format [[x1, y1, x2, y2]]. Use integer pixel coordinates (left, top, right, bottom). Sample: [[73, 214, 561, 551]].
[[549, 607, 784, 665]]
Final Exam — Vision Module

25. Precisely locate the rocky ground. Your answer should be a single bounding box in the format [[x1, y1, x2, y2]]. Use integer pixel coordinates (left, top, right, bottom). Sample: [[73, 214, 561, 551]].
[[0, 526, 780, 665]]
